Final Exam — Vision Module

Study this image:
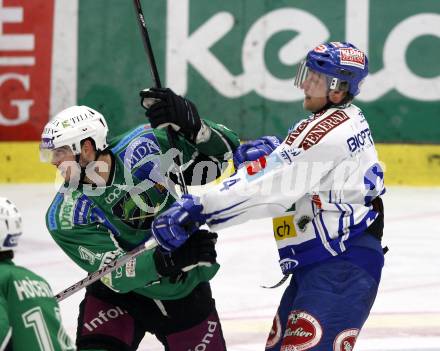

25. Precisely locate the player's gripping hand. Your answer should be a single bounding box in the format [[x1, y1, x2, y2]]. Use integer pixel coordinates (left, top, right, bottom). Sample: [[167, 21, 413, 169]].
[[140, 87, 202, 142], [151, 194, 206, 251], [233, 136, 282, 170], [153, 230, 217, 283]]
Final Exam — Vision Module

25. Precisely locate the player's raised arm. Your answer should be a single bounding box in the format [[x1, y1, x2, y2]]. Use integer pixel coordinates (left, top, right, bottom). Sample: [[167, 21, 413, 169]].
[[140, 87, 240, 185], [150, 118, 352, 250], [201, 124, 351, 230]]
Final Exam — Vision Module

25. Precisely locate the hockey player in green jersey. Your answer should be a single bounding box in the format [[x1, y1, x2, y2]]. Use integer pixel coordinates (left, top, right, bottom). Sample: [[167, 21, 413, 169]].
[[39, 88, 240, 351], [0, 197, 75, 351]]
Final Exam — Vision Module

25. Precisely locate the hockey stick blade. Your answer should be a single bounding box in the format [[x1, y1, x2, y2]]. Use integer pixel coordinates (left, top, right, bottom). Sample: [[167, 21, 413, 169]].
[[260, 274, 290, 289], [55, 237, 157, 302]]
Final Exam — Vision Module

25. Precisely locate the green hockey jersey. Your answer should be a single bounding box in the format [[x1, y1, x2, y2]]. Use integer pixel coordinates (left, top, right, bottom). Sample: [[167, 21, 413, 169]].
[[46, 121, 239, 300], [0, 260, 75, 350]]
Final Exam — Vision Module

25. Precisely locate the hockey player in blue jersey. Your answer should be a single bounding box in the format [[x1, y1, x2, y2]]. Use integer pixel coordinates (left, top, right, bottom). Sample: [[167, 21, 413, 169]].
[[148, 42, 385, 350]]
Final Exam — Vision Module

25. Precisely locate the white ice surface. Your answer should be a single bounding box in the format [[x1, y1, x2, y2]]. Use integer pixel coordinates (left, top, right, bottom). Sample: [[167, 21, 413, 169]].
[[0, 184, 439, 351]]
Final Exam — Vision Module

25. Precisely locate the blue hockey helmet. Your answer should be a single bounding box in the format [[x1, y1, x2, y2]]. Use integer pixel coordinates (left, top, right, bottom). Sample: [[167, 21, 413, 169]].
[[294, 42, 368, 96]]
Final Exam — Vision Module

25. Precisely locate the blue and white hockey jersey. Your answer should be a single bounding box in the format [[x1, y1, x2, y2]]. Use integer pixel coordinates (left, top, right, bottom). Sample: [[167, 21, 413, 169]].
[[201, 104, 385, 274]]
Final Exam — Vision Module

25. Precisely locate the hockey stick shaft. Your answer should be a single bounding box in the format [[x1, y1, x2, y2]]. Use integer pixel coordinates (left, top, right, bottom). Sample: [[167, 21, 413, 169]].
[[133, 0, 161, 88], [132, 0, 188, 195], [55, 237, 158, 302]]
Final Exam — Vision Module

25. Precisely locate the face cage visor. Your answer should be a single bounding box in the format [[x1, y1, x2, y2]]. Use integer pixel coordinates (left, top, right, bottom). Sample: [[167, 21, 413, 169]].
[[294, 60, 349, 95], [39, 144, 74, 163]]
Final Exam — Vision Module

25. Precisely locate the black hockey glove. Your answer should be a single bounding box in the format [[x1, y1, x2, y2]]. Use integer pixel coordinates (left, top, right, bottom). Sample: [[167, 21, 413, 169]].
[[140, 87, 202, 143], [153, 229, 217, 283]]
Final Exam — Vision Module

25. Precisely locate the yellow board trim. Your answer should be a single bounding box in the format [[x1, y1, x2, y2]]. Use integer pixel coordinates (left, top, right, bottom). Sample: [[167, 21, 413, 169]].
[[0, 142, 55, 183], [1, 142, 440, 185], [376, 144, 440, 186]]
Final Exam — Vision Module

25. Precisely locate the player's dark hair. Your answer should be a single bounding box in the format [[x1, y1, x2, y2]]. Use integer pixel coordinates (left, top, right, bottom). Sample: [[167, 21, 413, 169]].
[[80, 137, 97, 151], [80, 137, 110, 158]]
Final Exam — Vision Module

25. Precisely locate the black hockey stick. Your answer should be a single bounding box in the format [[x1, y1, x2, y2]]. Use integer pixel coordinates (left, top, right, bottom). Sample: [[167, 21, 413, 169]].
[[132, 0, 161, 88], [55, 237, 157, 301], [132, 0, 188, 195]]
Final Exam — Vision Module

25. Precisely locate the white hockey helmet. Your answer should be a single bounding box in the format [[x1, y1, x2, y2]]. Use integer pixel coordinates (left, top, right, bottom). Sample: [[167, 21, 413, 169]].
[[0, 197, 22, 252], [40, 105, 109, 162]]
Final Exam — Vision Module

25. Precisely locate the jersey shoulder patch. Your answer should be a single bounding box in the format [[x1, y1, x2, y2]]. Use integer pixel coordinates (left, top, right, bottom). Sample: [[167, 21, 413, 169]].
[[112, 127, 161, 174], [110, 124, 153, 154]]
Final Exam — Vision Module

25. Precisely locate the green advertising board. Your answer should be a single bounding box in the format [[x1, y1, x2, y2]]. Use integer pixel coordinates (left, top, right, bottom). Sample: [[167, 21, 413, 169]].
[[78, 0, 440, 143]]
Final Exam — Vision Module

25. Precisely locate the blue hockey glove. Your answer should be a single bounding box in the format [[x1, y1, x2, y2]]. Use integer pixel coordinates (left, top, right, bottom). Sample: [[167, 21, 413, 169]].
[[151, 194, 206, 251], [233, 136, 282, 170]]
